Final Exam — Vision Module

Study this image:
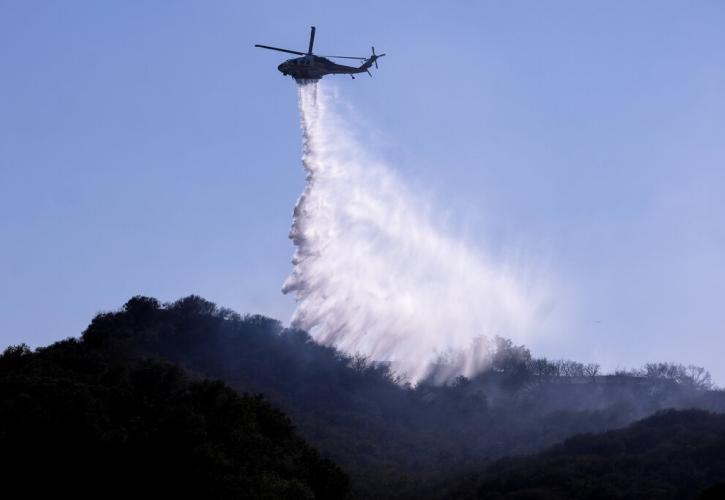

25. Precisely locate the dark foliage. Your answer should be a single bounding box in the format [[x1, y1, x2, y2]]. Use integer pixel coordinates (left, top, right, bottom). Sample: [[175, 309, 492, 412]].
[[69, 295, 725, 498], [0, 336, 349, 499], [444, 409, 725, 500]]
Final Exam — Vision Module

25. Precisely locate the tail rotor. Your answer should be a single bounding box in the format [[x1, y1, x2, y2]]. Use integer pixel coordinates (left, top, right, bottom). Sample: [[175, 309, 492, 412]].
[[354, 46, 386, 78]]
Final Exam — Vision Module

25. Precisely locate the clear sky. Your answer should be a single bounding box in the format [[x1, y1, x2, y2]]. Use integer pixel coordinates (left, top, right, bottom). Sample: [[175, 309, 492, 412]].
[[1, 1, 724, 381]]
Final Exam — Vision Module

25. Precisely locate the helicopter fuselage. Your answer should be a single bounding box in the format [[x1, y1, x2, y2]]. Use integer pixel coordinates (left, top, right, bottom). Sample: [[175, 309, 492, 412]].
[[278, 55, 365, 81]]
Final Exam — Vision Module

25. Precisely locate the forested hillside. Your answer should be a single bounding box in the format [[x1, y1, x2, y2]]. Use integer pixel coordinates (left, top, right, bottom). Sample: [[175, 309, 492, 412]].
[[66, 295, 725, 497], [441, 409, 725, 499], [0, 338, 349, 499]]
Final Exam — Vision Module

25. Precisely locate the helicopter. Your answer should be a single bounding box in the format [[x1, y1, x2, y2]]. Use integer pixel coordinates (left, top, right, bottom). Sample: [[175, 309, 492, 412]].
[[255, 26, 385, 82]]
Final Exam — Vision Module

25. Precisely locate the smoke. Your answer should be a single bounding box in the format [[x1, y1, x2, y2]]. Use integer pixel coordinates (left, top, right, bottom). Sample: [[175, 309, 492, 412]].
[[283, 82, 544, 384]]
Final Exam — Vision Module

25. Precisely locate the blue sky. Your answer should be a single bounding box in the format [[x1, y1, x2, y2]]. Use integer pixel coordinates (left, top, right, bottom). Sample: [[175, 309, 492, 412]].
[[1, 1, 724, 380]]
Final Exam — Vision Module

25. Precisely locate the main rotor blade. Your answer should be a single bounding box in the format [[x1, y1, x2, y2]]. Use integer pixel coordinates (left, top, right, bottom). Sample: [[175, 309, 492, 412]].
[[319, 55, 367, 60], [308, 26, 316, 55], [254, 44, 305, 56]]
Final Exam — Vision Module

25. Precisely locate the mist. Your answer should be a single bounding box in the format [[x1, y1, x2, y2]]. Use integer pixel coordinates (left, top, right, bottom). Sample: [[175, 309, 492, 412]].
[[283, 83, 545, 383]]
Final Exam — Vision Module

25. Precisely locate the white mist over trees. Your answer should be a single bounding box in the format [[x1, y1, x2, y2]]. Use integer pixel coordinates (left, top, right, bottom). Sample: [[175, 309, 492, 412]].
[[283, 83, 545, 383]]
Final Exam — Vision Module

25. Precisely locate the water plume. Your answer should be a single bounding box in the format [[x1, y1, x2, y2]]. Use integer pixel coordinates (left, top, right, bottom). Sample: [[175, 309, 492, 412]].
[[283, 82, 541, 384]]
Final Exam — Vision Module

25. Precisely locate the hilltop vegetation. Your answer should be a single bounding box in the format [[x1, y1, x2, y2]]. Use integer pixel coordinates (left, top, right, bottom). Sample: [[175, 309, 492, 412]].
[[0, 339, 349, 499], [76, 296, 725, 497], [2, 295, 724, 499]]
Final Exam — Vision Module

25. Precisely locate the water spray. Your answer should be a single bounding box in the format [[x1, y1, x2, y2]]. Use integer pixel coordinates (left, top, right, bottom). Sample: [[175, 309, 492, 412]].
[[284, 82, 540, 384]]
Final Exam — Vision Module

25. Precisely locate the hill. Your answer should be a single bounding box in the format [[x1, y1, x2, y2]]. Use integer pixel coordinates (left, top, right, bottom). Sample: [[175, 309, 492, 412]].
[[0, 338, 349, 499], [72, 295, 725, 497], [442, 409, 725, 499]]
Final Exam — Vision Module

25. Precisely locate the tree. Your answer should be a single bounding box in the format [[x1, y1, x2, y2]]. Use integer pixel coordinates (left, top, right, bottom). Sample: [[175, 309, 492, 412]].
[[583, 363, 600, 381]]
